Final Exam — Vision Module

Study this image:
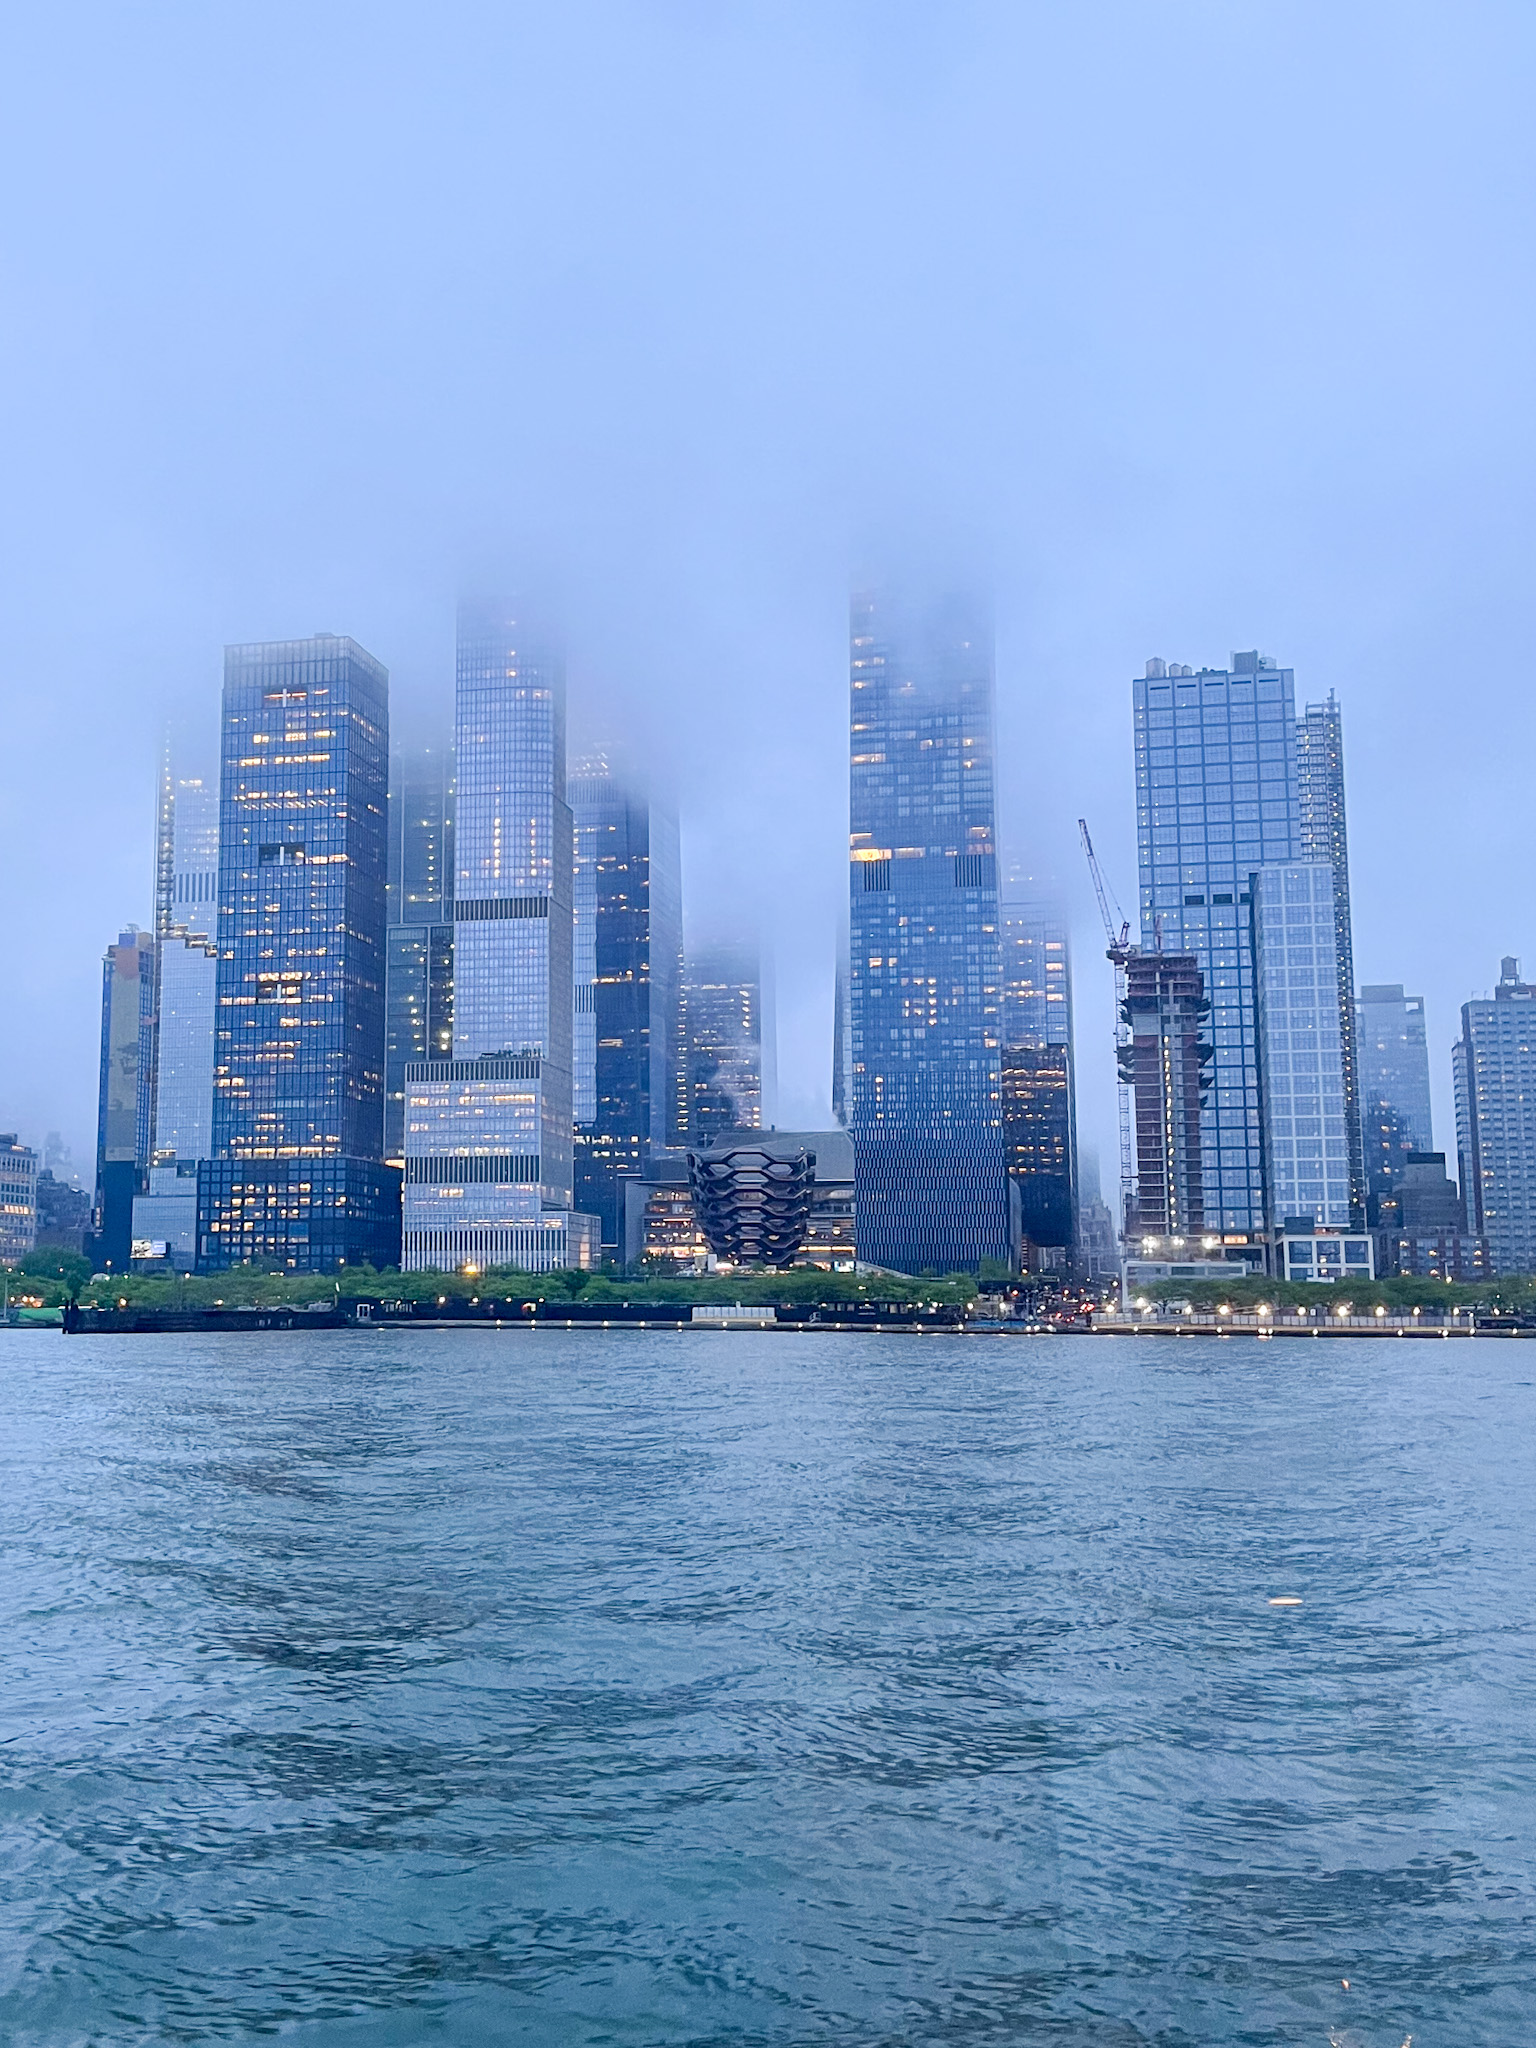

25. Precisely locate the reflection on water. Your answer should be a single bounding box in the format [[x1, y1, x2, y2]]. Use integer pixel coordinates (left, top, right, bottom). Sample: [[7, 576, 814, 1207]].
[[1, 1329, 1533, 2044]]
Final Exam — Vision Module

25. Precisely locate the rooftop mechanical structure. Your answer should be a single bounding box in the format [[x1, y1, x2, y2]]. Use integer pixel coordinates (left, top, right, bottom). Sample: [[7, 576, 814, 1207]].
[[688, 1142, 815, 1268]]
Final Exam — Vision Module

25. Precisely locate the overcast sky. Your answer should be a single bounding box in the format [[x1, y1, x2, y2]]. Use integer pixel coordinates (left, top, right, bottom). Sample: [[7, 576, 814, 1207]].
[[3, 0, 1534, 1184]]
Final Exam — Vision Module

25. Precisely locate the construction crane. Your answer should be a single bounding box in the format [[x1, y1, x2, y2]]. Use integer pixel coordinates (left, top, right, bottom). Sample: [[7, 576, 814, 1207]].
[[1078, 819, 1131, 963], [1078, 818, 1137, 1237]]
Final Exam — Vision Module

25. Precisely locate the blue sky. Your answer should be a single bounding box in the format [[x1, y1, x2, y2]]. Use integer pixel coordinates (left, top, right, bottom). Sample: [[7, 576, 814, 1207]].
[[3, 1, 1534, 1178]]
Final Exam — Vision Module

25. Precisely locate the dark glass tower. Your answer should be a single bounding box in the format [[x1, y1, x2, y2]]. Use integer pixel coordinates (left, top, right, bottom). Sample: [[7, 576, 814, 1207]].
[[570, 754, 682, 1255], [200, 635, 398, 1271], [384, 744, 455, 1162], [683, 942, 763, 1147], [999, 885, 1078, 1257], [848, 589, 1008, 1274]]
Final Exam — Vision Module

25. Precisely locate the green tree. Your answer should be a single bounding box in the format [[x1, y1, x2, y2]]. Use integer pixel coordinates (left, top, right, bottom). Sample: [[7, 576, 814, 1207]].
[[19, 1248, 93, 1298]]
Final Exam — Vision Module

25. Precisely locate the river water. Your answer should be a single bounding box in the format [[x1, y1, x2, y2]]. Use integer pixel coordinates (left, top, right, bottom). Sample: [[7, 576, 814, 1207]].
[[2, 1328, 1533, 2044]]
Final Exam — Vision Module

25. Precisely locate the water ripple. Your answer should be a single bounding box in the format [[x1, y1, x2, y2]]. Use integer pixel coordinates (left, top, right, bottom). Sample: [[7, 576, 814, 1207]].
[[1, 1329, 1534, 2043]]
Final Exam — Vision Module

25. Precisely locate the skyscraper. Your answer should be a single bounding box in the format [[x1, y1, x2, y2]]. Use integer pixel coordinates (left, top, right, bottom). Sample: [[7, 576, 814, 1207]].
[[999, 885, 1078, 1257], [200, 635, 398, 1272], [1357, 984, 1434, 1152], [831, 912, 852, 1128], [1134, 653, 1300, 1236], [570, 752, 682, 1254], [848, 590, 1007, 1273], [1251, 862, 1353, 1230], [384, 744, 455, 1161], [134, 763, 221, 1267], [402, 600, 596, 1273], [90, 927, 158, 1270], [1454, 957, 1536, 1275], [1296, 695, 1365, 1222], [682, 942, 764, 1147]]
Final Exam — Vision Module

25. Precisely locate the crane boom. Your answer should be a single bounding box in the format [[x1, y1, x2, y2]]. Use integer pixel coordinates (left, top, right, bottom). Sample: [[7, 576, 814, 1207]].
[[1077, 818, 1131, 960]]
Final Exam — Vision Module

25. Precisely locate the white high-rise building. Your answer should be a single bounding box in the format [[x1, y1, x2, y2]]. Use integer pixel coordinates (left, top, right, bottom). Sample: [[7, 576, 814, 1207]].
[[402, 600, 597, 1273]]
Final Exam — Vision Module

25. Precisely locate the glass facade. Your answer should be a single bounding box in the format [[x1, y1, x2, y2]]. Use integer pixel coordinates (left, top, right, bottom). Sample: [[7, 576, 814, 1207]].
[[203, 635, 395, 1271], [570, 754, 682, 1254], [683, 944, 763, 1147], [384, 743, 455, 1162], [152, 935, 217, 1164], [849, 590, 1008, 1273], [384, 924, 453, 1163], [999, 885, 1077, 1254], [1252, 863, 1353, 1230], [401, 600, 587, 1272], [1000, 1044, 1075, 1251], [1454, 959, 1536, 1275], [1134, 653, 1300, 1234], [1358, 983, 1434, 1155]]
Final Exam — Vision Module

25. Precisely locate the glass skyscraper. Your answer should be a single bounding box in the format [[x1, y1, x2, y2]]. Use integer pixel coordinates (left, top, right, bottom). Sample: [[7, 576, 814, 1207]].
[[384, 744, 454, 1162], [999, 883, 1077, 1256], [1296, 694, 1365, 1221], [570, 753, 682, 1255], [682, 942, 764, 1147], [848, 590, 1008, 1273], [1358, 983, 1433, 1153], [199, 635, 398, 1272], [1134, 652, 1301, 1236], [402, 600, 596, 1273], [1252, 862, 1353, 1229]]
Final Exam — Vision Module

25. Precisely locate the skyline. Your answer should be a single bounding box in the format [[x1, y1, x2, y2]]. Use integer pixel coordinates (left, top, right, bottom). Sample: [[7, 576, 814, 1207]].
[[5, 3, 1536, 1185], [7, 602, 1516, 1199]]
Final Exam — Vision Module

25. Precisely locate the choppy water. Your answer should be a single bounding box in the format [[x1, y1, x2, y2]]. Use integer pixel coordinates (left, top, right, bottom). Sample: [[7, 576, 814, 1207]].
[[2, 1330, 1534, 2045]]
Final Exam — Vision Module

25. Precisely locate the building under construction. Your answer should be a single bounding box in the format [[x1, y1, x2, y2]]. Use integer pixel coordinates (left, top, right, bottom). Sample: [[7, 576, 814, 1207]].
[[1118, 950, 1212, 1241]]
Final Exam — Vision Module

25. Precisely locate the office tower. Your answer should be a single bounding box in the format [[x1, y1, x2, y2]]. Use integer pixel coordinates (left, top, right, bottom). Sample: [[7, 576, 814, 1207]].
[[384, 745, 455, 1161], [1296, 696, 1365, 1222], [1453, 957, 1536, 1275], [0, 1135, 38, 1261], [1120, 949, 1211, 1238], [1358, 982, 1434, 1154], [1000, 886, 1078, 1256], [1001, 1045, 1075, 1256], [569, 753, 682, 1254], [832, 914, 852, 1127], [848, 589, 1008, 1273], [683, 943, 765, 1145], [1134, 652, 1300, 1236], [199, 635, 398, 1272], [89, 928, 157, 1270], [402, 600, 595, 1273], [1251, 862, 1353, 1230]]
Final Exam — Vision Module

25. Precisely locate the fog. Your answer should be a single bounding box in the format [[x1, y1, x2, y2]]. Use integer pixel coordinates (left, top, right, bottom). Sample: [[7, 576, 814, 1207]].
[[3, 1, 1534, 1182]]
